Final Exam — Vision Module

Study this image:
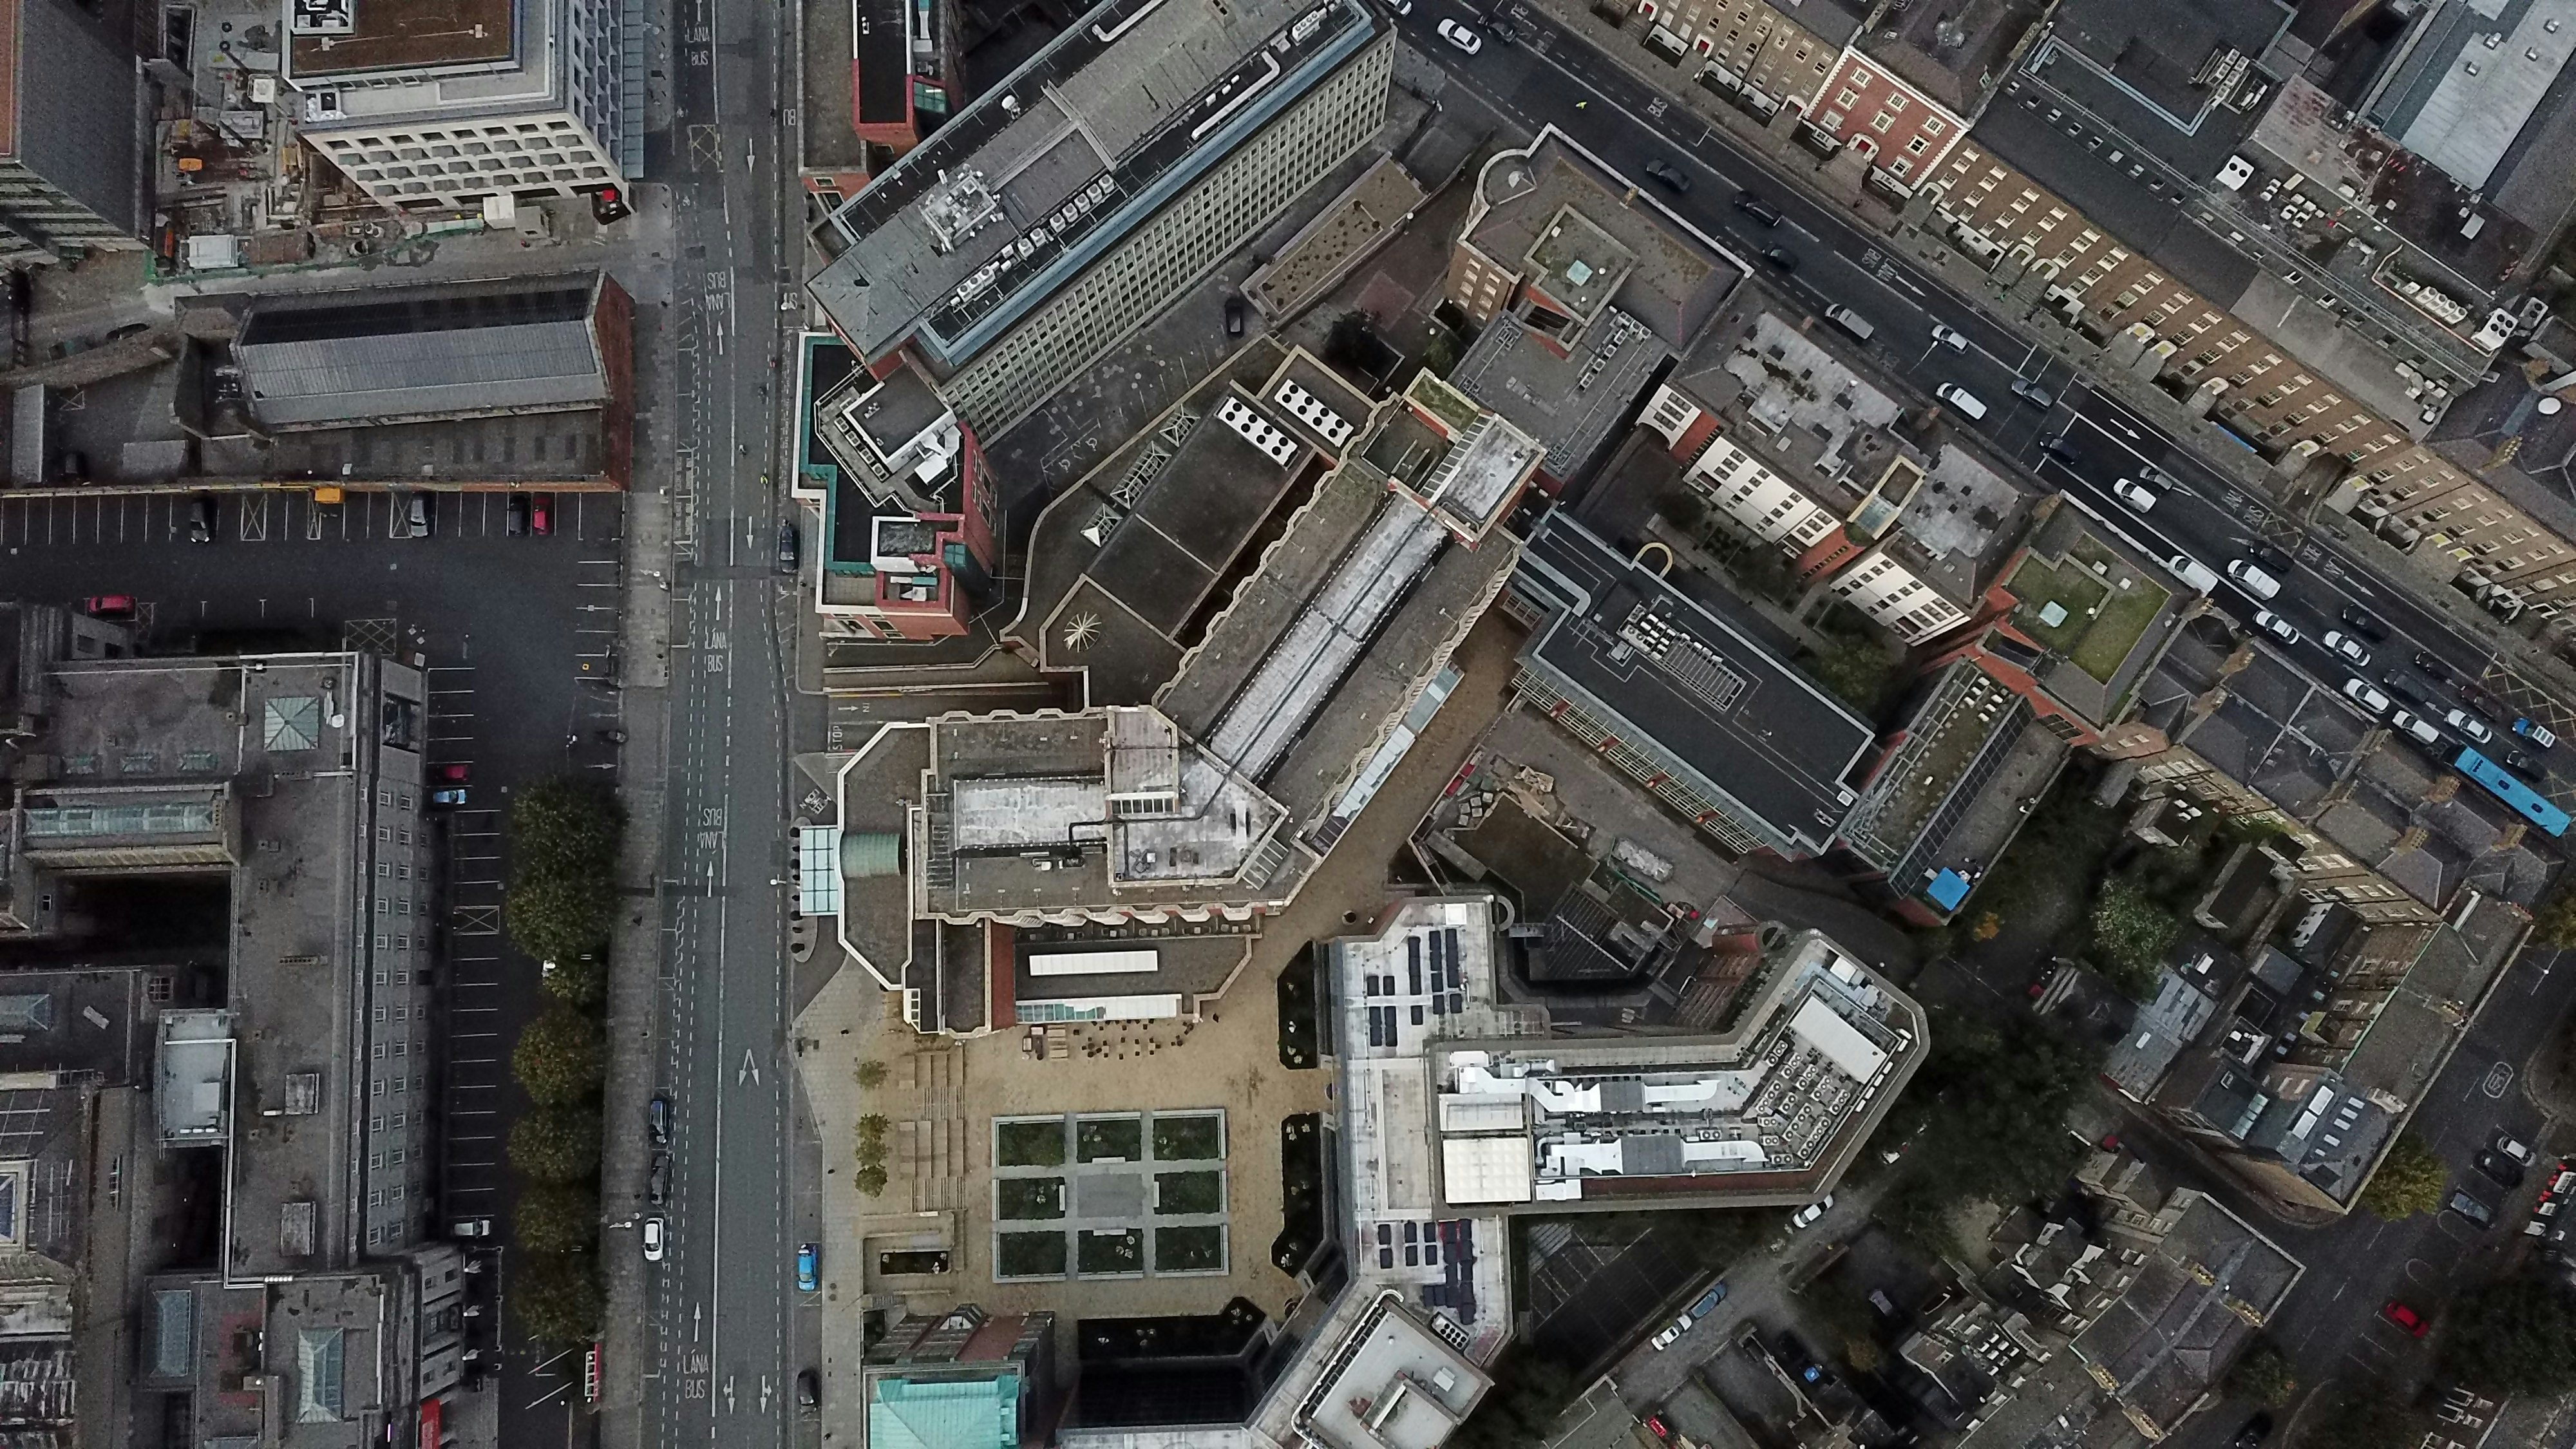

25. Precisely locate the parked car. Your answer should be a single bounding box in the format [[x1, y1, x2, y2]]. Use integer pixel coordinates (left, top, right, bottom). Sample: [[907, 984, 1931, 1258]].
[[434, 762, 471, 783], [2515, 717, 2560, 749], [1732, 190, 1783, 226], [2110, 477, 2159, 512], [187, 493, 218, 544], [649, 1151, 672, 1206], [2445, 708, 2495, 743], [2251, 609, 2300, 645], [2036, 434, 2081, 464], [2413, 650, 2452, 682], [2338, 605, 2389, 641], [1757, 245, 1798, 270], [1789, 1195, 1833, 1229], [2166, 553, 2219, 592], [407, 491, 433, 538], [2447, 1189, 2495, 1228], [1224, 295, 1245, 336], [1642, 1416, 1671, 1441], [2230, 1412, 2275, 1449], [82, 594, 138, 620], [649, 1093, 672, 1146], [451, 1217, 495, 1239], [507, 494, 532, 535], [2382, 1300, 2429, 1337], [642, 1216, 667, 1262], [1650, 1323, 1688, 1350], [428, 788, 469, 808], [2342, 677, 2391, 715], [2246, 542, 2291, 572], [1640, 158, 1690, 193], [2009, 376, 2055, 408], [1435, 17, 1481, 52], [2322, 630, 2371, 665], [777, 520, 801, 576], [2389, 710, 2441, 748], [797, 1370, 820, 1412], [1930, 324, 1969, 352], [1689, 1282, 1729, 1318], [531, 493, 554, 535], [796, 1242, 820, 1292], [2225, 558, 2282, 600]]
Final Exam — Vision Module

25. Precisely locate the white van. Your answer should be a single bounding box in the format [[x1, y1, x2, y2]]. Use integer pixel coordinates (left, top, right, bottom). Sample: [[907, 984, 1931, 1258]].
[[2224, 558, 2282, 600], [2389, 709, 2442, 748], [1824, 305, 1874, 343], [1935, 383, 1988, 421], [2165, 553, 2219, 593]]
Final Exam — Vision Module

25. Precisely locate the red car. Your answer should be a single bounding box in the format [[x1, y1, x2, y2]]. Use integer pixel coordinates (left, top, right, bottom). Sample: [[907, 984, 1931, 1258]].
[[531, 493, 553, 535], [82, 594, 137, 620], [435, 762, 470, 783], [2382, 1300, 2428, 1338], [1641, 1416, 1670, 1441]]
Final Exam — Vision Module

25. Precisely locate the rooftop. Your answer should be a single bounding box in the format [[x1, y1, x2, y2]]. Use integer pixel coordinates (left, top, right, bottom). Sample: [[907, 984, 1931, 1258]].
[[1294, 1294, 1494, 1449], [809, 0, 1384, 363], [1860, 0, 2050, 115], [230, 273, 611, 431], [1466, 130, 1739, 349], [1448, 308, 1672, 482], [2069, 1191, 2302, 1435], [1515, 511, 1878, 857], [1838, 660, 2054, 891], [2367, 0, 2576, 190], [286, 0, 515, 77]]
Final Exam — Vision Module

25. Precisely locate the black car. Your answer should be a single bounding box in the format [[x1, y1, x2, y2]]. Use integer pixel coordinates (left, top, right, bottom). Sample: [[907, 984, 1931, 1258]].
[[2246, 542, 2290, 572], [1224, 295, 1245, 336], [777, 520, 801, 577], [2230, 1412, 2273, 1449], [1641, 158, 1690, 193], [2475, 1148, 2526, 1188], [649, 1093, 672, 1146], [2340, 605, 2389, 641], [797, 1369, 820, 1412], [506, 494, 532, 536], [2412, 649, 2450, 682], [187, 493, 217, 544], [2505, 746, 2537, 772], [2037, 435, 2081, 464], [2447, 1188, 2495, 1228], [1757, 245, 1798, 270], [648, 1151, 672, 1206], [1732, 190, 1783, 226]]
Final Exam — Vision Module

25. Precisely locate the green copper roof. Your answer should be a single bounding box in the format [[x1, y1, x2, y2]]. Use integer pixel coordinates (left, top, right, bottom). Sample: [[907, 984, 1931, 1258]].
[[867, 1372, 1021, 1449]]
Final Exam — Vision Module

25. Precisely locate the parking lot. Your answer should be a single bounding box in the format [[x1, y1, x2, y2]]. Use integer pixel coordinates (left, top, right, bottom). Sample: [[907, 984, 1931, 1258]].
[[0, 484, 627, 1426]]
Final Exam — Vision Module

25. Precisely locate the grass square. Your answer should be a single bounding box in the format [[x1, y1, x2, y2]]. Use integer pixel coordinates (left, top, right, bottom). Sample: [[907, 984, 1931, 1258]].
[[1076, 1115, 1144, 1164], [1151, 1112, 1224, 1163], [996, 1118, 1067, 1168], [1155, 1170, 1224, 1217], [996, 1232, 1066, 1279], [1077, 1227, 1145, 1276], [995, 1177, 1066, 1221], [1155, 1225, 1227, 1274]]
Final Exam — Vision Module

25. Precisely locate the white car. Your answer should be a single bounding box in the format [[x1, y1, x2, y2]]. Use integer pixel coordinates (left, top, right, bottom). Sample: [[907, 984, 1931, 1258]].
[[2445, 708, 2494, 743], [1930, 325, 1970, 352], [2251, 609, 2300, 645], [642, 1215, 667, 1263], [2343, 677, 2391, 715], [1436, 17, 1481, 52], [2501, 1135, 2537, 1165], [2110, 477, 2158, 512], [2390, 709, 2441, 747], [2224, 558, 2282, 600], [1651, 1314, 1693, 1350], [1790, 1195, 1834, 1229], [2322, 630, 2371, 666]]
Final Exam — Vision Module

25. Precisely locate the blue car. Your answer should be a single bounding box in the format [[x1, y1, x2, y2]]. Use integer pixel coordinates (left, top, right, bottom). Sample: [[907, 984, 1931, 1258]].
[[1689, 1282, 1728, 1319], [796, 1243, 819, 1292]]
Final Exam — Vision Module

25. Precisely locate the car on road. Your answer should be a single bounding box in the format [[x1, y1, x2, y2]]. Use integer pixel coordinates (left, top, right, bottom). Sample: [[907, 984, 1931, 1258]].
[[2110, 477, 2158, 512], [2225, 558, 2282, 600], [642, 1216, 667, 1262], [2445, 708, 2494, 743], [2448, 1189, 2495, 1228], [1225, 295, 1245, 336], [2515, 717, 2560, 749], [407, 491, 433, 538], [187, 493, 217, 544], [2343, 677, 2391, 715], [428, 788, 468, 808], [1757, 245, 1798, 270], [649, 1093, 672, 1145], [2382, 1300, 2428, 1337], [2246, 542, 2291, 572], [507, 494, 532, 536], [797, 1370, 820, 1412], [2390, 710, 2442, 748], [777, 520, 801, 576], [1732, 190, 1783, 225], [1789, 1195, 1833, 1229], [1640, 158, 1690, 193], [1930, 324, 1969, 352], [2166, 553, 2219, 592], [1935, 382, 1988, 421], [451, 1217, 494, 1238], [2230, 1412, 2273, 1448], [2251, 609, 2300, 645], [796, 1242, 820, 1292], [2338, 605, 2389, 641], [2413, 650, 2452, 681], [82, 594, 138, 620], [1435, 17, 1481, 52], [2009, 377, 2054, 408], [2036, 434, 2081, 464], [2322, 630, 2371, 665], [531, 493, 553, 535], [649, 1151, 672, 1206]]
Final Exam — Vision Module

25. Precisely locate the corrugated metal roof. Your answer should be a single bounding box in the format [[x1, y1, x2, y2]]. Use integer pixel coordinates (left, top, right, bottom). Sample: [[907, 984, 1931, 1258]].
[[240, 318, 606, 428]]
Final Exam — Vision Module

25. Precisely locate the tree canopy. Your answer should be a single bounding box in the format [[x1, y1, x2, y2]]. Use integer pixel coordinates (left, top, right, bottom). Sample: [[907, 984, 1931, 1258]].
[[512, 1007, 604, 1107], [513, 1180, 601, 1255], [509, 779, 625, 881], [1877, 1010, 2096, 1254], [507, 1106, 604, 1184], [2357, 1132, 2448, 1220], [2226, 1339, 2296, 1407], [2089, 877, 2179, 993], [508, 874, 618, 971], [513, 1253, 603, 1345], [2297, 1388, 2419, 1449], [2441, 1276, 2576, 1395]]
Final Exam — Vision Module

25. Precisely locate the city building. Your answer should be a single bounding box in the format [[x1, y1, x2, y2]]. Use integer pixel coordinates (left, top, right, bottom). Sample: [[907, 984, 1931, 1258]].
[[791, 337, 998, 640], [796, 0, 935, 207], [864, 1305, 1063, 1448], [1506, 510, 1881, 858], [0, 0, 149, 264], [285, 0, 638, 213], [807, 0, 1396, 434], [1625, 0, 1853, 120], [1443, 127, 1743, 485]]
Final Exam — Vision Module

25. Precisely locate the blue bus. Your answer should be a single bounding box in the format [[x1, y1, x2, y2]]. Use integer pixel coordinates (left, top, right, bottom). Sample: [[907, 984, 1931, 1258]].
[[2454, 748, 2570, 837]]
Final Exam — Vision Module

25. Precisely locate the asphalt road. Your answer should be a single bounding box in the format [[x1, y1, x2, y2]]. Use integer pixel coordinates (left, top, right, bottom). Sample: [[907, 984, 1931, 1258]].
[[638, 0, 814, 1440], [0, 482, 627, 1442], [1396, 4, 2576, 799]]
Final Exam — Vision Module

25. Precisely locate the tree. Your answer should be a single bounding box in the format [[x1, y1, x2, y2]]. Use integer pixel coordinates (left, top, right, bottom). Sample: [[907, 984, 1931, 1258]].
[[537, 949, 609, 1010], [507, 873, 618, 971], [2226, 1338, 2296, 1407], [514, 1253, 603, 1345], [510, 779, 625, 881], [2090, 877, 2179, 990], [508, 1106, 604, 1183], [854, 1162, 889, 1196], [2442, 1276, 2576, 1394], [2357, 1132, 2448, 1220], [513, 1007, 603, 1107], [514, 1181, 601, 1255], [857, 1060, 889, 1089], [1804, 630, 1895, 717], [1421, 328, 1461, 377], [1876, 1009, 2096, 1255], [2297, 1387, 2419, 1449], [2535, 881, 2576, 949]]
